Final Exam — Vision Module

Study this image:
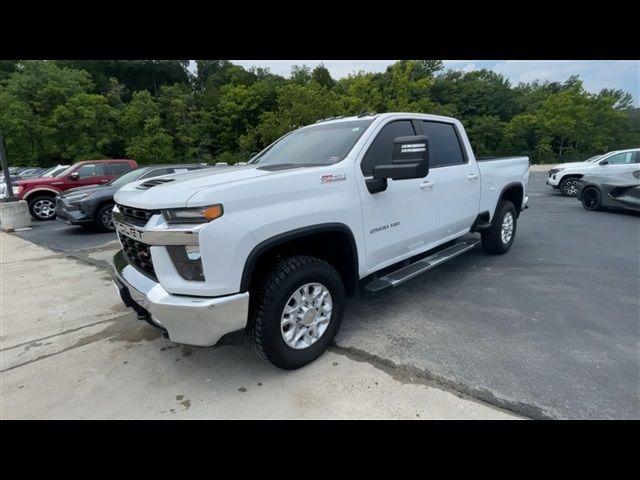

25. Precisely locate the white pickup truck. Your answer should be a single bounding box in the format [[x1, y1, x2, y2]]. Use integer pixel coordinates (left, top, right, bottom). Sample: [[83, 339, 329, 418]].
[[113, 112, 529, 369]]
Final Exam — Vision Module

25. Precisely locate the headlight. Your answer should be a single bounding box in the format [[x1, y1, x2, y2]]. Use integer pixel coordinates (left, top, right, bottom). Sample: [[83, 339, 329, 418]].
[[548, 168, 564, 175], [13, 186, 23, 194], [162, 204, 223, 224], [65, 192, 92, 203]]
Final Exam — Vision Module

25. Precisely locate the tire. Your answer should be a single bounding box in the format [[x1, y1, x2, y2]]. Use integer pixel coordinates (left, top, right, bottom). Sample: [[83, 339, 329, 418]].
[[481, 200, 517, 254], [559, 177, 580, 197], [28, 196, 57, 221], [581, 187, 602, 211], [249, 255, 345, 370], [95, 203, 116, 232]]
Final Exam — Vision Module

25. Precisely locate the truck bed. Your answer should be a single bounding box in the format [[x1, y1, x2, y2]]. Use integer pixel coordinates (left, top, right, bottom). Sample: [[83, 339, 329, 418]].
[[477, 156, 529, 218]]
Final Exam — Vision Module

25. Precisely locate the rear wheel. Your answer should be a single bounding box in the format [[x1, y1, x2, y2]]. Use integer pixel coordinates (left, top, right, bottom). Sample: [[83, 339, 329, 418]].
[[481, 200, 517, 254], [28, 196, 57, 221], [95, 203, 116, 232], [249, 255, 345, 370], [559, 177, 580, 197], [581, 187, 602, 211]]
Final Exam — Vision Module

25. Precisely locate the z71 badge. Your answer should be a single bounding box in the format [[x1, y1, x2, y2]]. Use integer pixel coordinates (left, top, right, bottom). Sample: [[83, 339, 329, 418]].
[[320, 174, 346, 183]]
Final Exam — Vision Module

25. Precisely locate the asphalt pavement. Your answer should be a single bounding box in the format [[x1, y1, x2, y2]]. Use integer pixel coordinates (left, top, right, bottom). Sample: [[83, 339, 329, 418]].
[[10, 172, 640, 419]]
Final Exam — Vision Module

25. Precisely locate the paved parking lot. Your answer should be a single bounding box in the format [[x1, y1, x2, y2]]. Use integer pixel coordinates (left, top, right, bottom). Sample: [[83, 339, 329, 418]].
[[6, 172, 640, 419]]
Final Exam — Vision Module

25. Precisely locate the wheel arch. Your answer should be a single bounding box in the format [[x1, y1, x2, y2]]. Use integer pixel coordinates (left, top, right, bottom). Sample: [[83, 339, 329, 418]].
[[497, 182, 524, 215], [240, 223, 359, 297], [23, 187, 61, 200]]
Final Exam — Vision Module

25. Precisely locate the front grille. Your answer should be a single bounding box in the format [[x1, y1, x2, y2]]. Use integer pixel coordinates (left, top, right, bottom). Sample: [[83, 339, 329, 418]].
[[120, 234, 156, 279], [116, 204, 158, 227]]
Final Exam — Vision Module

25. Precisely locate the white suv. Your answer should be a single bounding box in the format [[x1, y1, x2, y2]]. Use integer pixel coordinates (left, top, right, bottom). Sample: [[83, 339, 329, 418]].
[[547, 149, 640, 196]]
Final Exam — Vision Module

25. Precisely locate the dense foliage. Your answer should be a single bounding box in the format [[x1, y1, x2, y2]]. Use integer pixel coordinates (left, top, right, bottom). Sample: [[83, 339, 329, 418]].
[[0, 60, 637, 166]]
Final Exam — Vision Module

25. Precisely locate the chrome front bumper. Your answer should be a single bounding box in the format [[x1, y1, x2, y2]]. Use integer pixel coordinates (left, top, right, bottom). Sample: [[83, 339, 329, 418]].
[[113, 250, 249, 346]]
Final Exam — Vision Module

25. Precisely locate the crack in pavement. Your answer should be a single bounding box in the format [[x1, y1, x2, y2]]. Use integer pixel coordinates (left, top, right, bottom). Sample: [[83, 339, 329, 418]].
[[330, 343, 552, 420]]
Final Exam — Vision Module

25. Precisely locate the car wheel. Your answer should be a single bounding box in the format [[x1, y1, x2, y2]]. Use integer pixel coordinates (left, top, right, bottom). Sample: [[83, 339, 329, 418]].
[[581, 187, 602, 211], [28, 196, 57, 221], [559, 177, 580, 197], [95, 203, 116, 232], [249, 255, 345, 370], [481, 200, 517, 255]]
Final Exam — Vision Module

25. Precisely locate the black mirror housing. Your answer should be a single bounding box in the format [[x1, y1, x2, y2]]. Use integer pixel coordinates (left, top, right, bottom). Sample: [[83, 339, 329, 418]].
[[70, 172, 79, 180], [373, 135, 429, 180]]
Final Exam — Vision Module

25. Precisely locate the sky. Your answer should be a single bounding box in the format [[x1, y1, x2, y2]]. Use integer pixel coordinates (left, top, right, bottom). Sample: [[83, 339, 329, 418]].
[[219, 60, 639, 106]]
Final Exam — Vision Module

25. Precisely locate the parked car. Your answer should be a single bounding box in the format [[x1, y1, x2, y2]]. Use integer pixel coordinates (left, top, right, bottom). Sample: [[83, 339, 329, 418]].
[[576, 169, 640, 213], [112, 112, 529, 369], [0, 164, 69, 199], [546, 148, 640, 196], [14, 159, 137, 220], [56, 164, 209, 232]]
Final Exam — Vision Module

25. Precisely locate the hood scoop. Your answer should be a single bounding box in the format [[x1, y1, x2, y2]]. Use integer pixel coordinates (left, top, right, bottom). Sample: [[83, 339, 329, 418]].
[[137, 178, 175, 190]]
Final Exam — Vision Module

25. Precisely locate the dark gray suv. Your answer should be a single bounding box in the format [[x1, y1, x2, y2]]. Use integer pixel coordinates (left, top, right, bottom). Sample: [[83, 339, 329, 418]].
[[55, 164, 208, 232]]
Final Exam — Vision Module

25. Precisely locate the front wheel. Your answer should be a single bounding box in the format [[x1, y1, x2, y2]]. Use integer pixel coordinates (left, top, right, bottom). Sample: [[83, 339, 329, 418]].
[[581, 187, 602, 211], [249, 255, 345, 370], [481, 200, 517, 254], [95, 203, 116, 232], [28, 196, 57, 221], [559, 177, 580, 197]]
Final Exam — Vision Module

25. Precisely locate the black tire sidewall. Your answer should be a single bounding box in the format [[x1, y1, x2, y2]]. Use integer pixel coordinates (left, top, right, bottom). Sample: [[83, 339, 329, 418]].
[[581, 187, 601, 211], [96, 203, 115, 232], [256, 259, 345, 369], [28, 196, 57, 221]]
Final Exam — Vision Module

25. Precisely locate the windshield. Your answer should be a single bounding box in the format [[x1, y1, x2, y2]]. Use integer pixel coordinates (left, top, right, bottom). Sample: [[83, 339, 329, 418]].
[[250, 119, 374, 167], [109, 168, 147, 186], [586, 155, 602, 163], [43, 166, 68, 177]]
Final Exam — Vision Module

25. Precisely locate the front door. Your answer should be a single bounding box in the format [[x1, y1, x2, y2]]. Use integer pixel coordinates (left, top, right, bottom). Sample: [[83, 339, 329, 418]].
[[418, 120, 481, 238], [357, 119, 441, 273], [595, 151, 639, 176]]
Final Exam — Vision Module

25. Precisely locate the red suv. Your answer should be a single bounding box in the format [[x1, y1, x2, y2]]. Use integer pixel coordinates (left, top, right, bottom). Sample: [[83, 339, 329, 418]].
[[15, 159, 137, 220]]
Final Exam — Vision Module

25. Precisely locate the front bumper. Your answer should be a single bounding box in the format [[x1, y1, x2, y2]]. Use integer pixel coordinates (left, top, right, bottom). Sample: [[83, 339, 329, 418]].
[[113, 250, 249, 346]]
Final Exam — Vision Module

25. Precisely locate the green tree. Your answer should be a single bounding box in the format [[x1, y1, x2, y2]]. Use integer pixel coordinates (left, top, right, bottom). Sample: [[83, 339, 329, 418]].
[[51, 93, 121, 160], [311, 64, 335, 89], [123, 90, 174, 163]]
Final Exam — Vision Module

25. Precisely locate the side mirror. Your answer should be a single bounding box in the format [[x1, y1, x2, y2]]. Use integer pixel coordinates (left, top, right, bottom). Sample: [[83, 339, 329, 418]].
[[373, 135, 430, 180], [69, 172, 79, 180], [600, 160, 609, 165]]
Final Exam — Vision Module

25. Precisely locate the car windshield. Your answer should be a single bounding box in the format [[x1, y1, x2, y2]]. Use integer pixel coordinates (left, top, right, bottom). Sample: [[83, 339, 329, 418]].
[[250, 119, 374, 167], [586, 155, 602, 163], [109, 168, 147, 186], [42, 166, 67, 177]]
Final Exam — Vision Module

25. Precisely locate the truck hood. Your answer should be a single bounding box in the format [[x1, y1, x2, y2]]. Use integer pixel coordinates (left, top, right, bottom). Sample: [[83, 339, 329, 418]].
[[15, 176, 58, 187], [114, 165, 271, 208]]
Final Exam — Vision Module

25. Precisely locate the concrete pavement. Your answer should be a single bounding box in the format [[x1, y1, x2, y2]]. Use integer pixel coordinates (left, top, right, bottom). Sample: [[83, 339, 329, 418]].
[[0, 232, 515, 419]]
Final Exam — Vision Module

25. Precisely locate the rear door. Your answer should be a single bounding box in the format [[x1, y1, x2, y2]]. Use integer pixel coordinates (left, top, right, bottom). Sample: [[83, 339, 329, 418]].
[[418, 120, 480, 238], [108, 161, 135, 179]]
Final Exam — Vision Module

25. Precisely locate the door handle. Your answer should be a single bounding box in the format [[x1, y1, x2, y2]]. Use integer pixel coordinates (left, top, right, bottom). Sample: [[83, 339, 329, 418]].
[[467, 173, 479, 181], [420, 181, 435, 190]]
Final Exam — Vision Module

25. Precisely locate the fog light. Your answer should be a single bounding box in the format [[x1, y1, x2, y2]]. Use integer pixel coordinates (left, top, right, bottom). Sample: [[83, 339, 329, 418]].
[[167, 246, 205, 281], [185, 246, 201, 261]]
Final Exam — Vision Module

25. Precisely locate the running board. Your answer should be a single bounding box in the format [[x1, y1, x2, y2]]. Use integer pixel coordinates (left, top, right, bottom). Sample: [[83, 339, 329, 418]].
[[364, 239, 480, 293]]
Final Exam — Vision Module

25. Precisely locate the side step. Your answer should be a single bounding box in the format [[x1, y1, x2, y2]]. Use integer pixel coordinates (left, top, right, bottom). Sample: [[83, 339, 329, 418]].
[[364, 239, 481, 293]]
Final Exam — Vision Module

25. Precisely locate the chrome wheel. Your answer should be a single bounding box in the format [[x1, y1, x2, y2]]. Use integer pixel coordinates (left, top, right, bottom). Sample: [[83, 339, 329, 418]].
[[501, 212, 514, 244], [562, 180, 578, 196], [281, 283, 333, 349], [33, 199, 56, 219], [101, 206, 114, 230]]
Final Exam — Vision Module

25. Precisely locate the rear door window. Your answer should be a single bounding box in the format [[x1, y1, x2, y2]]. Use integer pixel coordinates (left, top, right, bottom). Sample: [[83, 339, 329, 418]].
[[421, 121, 466, 168], [109, 162, 132, 176]]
